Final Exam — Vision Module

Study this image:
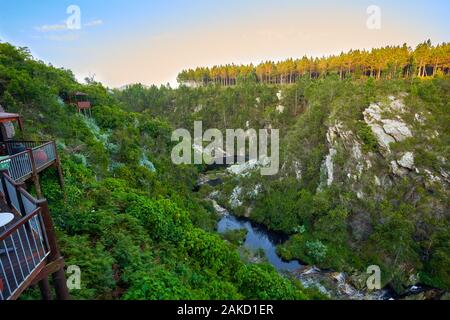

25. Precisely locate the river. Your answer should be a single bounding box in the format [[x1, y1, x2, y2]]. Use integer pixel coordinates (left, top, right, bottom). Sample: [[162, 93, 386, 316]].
[[201, 175, 438, 300], [217, 212, 301, 272], [213, 200, 440, 300]]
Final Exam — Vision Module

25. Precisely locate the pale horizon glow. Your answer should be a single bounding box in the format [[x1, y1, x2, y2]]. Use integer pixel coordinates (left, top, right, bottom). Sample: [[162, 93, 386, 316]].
[[0, 0, 449, 88]]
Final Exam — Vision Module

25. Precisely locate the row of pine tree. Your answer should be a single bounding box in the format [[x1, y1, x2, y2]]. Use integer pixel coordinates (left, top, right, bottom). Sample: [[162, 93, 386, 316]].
[[178, 41, 450, 86]]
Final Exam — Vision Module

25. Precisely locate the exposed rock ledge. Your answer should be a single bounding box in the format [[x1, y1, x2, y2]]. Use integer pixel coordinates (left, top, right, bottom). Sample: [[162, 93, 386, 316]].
[[363, 100, 412, 154]]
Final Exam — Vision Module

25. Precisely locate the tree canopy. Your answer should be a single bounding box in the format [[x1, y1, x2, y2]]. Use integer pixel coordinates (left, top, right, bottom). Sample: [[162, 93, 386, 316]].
[[178, 41, 450, 86]]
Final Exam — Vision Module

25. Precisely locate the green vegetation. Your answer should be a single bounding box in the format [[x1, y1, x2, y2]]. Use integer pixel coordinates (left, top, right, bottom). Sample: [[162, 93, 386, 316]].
[[178, 41, 450, 86], [1, 40, 449, 299], [221, 229, 248, 246], [0, 42, 313, 300], [117, 60, 450, 295], [160, 74, 447, 294]]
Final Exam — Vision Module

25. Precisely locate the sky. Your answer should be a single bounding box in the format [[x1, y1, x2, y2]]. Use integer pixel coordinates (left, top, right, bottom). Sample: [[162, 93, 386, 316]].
[[0, 0, 449, 87]]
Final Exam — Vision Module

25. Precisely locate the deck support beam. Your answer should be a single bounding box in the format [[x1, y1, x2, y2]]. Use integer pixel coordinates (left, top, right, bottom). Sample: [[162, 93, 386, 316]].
[[53, 268, 69, 300], [38, 277, 52, 300], [53, 142, 66, 201], [28, 149, 43, 199], [31, 174, 43, 199], [38, 199, 70, 300]]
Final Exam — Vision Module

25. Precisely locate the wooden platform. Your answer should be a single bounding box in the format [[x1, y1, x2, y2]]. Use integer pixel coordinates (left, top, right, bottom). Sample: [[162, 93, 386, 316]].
[[0, 205, 47, 300]]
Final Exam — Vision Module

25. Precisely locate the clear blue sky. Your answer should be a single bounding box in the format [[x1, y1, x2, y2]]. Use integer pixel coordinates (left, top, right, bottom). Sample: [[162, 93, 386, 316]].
[[1, 0, 449, 87]]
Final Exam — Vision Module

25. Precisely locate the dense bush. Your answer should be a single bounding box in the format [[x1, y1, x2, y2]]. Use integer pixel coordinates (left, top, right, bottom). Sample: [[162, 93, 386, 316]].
[[0, 42, 313, 300]]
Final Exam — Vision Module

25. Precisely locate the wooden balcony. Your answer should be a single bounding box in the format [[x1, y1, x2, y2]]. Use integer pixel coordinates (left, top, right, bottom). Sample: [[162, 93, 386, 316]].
[[0, 173, 58, 300], [0, 215, 48, 299], [0, 141, 64, 199], [0, 141, 58, 182]]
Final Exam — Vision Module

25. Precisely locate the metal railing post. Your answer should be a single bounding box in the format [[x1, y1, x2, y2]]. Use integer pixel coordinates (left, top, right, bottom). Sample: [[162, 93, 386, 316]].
[[15, 181, 27, 216], [0, 170, 12, 207], [28, 149, 43, 199]]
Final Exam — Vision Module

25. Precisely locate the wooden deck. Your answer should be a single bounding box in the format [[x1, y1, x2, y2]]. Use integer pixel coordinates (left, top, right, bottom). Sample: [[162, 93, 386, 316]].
[[0, 202, 48, 300], [0, 141, 58, 183], [0, 140, 69, 300]]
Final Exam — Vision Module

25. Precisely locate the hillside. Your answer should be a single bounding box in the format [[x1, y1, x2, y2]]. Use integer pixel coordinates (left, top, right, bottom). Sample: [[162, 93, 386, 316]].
[[0, 42, 319, 300], [117, 73, 450, 295]]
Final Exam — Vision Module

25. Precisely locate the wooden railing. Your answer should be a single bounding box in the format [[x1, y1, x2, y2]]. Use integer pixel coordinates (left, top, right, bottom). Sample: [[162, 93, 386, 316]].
[[0, 141, 57, 182], [77, 101, 91, 110], [0, 174, 50, 300]]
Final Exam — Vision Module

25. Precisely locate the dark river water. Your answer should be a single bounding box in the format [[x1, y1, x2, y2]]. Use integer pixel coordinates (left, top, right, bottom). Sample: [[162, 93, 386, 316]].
[[217, 213, 302, 272], [217, 212, 425, 300]]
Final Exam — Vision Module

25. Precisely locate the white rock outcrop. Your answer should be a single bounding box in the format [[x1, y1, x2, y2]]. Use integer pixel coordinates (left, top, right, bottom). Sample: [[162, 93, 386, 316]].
[[414, 113, 426, 124], [397, 152, 415, 170], [323, 122, 368, 185], [276, 105, 285, 113], [391, 160, 409, 177], [363, 99, 412, 153], [227, 157, 271, 176], [276, 90, 283, 101], [325, 148, 337, 186], [230, 186, 243, 208], [390, 98, 405, 112], [364, 103, 383, 122], [293, 161, 302, 180], [381, 119, 412, 142], [369, 125, 396, 151]]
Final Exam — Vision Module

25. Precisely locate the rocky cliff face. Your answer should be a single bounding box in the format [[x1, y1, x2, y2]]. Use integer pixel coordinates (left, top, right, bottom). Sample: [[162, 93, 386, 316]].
[[321, 95, 447, 193], [207, 81, 449, 294], [317, 94, 448, 238]]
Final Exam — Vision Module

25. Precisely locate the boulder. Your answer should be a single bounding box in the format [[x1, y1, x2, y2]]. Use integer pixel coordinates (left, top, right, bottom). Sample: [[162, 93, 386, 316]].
[[363, 101, 413, 153], [381, 119, 412, 142], [364, 103, 383, 122], [371, 125, 396, 151], [391, 161, 409, 177], [397, 152, 415, 170]]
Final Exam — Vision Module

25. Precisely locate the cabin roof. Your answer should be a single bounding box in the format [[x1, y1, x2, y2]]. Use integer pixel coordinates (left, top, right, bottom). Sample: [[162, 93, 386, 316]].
[[0, 112, 21, 122], [0, 112, 24, 130]]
